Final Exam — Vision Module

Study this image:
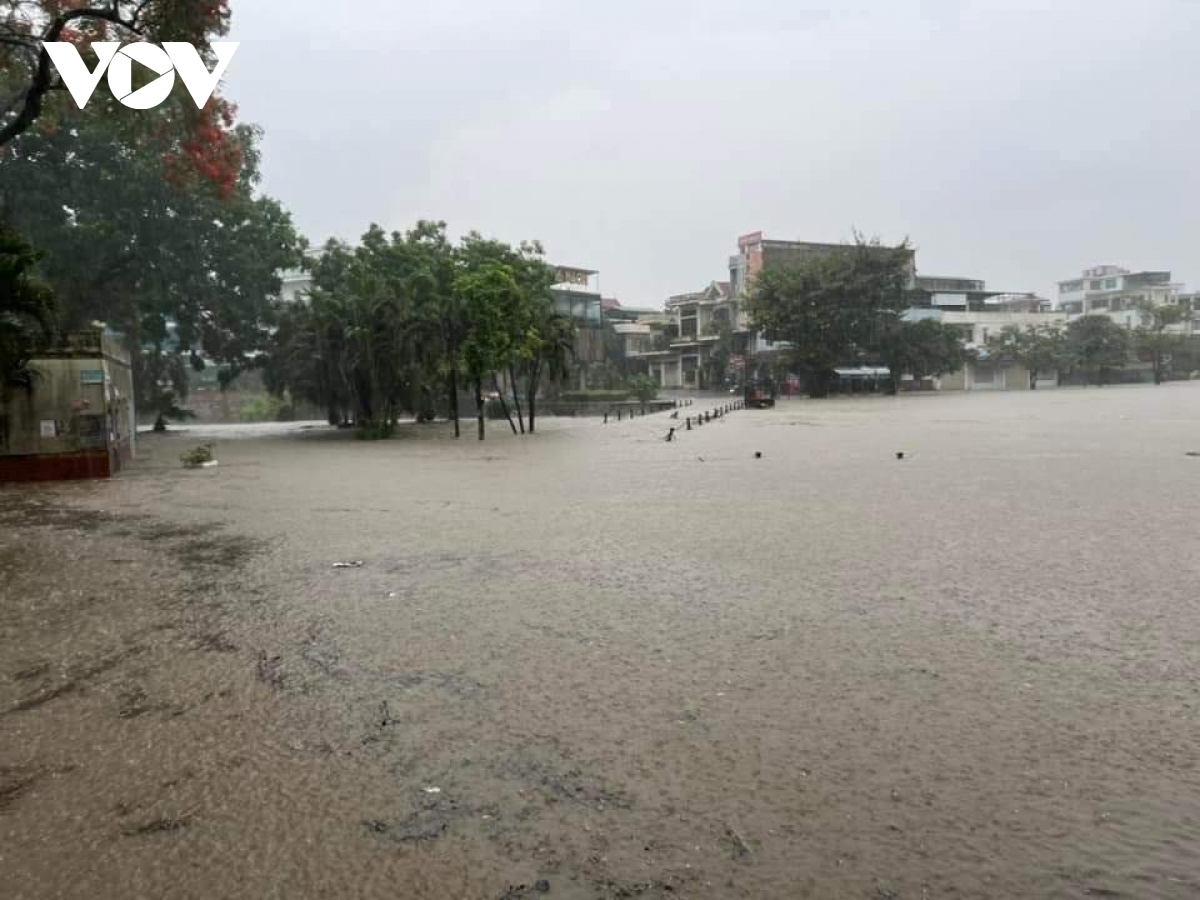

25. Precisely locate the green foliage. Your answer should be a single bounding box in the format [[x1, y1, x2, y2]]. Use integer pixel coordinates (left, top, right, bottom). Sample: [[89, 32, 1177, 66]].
[[1064, 315, 1132, 384], [0, 229, 56, 389], [1, 104, 303, 414], [986, 323, 1066, 388], [747, 236, 914, 396], [1135, 301, 1189, 384], [702, 321, 737, 387], [878, 318, 966, 392], [239, 394, 286, 422], [355, 421, 394, 441], [629, 375, 659, 404], [264, 223, 571, 440], [180, 443, 214, 468]]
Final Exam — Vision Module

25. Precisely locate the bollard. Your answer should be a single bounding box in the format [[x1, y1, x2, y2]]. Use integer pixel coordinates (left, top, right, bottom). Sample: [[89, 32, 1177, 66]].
[[617, 409, 622, 421], [604, 411, 608, 424], [686, 417, 692, 430], [665, 427, 676, 442]]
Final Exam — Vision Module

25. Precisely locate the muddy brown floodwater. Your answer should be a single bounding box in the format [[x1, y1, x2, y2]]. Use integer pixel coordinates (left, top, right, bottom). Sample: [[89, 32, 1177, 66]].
[[2, 386, 1199, 899]]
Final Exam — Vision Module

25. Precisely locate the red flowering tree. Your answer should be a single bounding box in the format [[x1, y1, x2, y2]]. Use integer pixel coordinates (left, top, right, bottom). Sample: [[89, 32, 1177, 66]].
[[1, 1, 239, 192]]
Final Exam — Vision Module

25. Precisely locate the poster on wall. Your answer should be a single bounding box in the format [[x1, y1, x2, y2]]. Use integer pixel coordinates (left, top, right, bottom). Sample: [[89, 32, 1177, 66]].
[[40, 420, 57, 438]]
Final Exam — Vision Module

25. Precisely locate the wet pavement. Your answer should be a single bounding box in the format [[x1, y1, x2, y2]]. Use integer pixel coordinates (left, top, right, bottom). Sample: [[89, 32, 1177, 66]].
[[3, 385, 1199, 899]]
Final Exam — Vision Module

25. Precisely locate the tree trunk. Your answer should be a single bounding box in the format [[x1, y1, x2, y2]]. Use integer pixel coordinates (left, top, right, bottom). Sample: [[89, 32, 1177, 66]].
[[806, 369, 833, 399], [474, 378, 485, 440], [450, 363, 460, 438], [509, 365, 525, 433], [527, 359, 542, 434], [492, 374, 518, 435]]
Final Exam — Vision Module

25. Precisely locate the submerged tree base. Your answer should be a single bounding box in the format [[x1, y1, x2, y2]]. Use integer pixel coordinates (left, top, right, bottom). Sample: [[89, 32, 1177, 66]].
[[356, 422, 395, 441]]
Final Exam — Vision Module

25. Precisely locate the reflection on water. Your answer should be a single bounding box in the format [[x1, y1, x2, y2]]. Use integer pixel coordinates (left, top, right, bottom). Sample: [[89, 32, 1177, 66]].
[[4, 386, 1200, 899]]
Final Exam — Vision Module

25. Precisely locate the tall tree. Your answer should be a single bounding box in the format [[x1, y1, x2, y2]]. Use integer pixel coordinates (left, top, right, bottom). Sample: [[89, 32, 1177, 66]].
[[456, 262, 521, 441], [0, 228, 56, 390], [1064, 315, 1131, 385], [1, 102, 302, 420], [876, 318, 967, 394], [456, 232, 556, 434], [1136, 301, 1188, 385], [986, 323, 1066, 390], [746, 237, 913, 397]]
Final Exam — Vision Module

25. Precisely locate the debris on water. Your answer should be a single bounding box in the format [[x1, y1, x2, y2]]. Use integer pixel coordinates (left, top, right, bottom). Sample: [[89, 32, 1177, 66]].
[[423, 786, 442, 794], [387, 591, 397, 598], [255, 652, 284, 690], [724, 824, 752, 859], [180, 444, 215, 468], [535, 880, 550, 893], [122, 815, 192, 836], [754, 451, 763, 459], [1186, 451, 1200, 457], [896, 452, 905, 460], [332, 560, 364, 569], [379, 700, 393, 728]]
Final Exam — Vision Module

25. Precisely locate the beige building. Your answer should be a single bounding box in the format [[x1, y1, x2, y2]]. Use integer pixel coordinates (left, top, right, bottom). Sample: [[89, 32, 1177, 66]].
[[907, 308, 1069, 391], [0, 330, 136, 480]]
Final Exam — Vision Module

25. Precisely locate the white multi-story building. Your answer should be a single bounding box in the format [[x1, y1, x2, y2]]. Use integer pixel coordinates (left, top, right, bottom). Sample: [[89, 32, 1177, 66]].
[[906, 307, 1069, 390], [276, 267, 313, 305], [1056, 265, 1186, 330]]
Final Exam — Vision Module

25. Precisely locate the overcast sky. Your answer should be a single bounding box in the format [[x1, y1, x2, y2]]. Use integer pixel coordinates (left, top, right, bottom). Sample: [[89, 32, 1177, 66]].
[[224, 0, 1200, 306]]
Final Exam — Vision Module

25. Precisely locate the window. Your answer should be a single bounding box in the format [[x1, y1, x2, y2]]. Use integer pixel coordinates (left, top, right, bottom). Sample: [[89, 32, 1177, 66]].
[[1104, 278, 1118, 289], [1089, 280, 1102, 290]]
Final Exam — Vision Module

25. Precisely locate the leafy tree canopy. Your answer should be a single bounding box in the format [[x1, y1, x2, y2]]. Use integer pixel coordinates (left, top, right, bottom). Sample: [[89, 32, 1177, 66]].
[[746, 236, 914, 396]]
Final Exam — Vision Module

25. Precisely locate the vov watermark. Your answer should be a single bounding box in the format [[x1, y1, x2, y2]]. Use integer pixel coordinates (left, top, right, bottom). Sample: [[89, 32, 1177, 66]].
[[41, 42, 239, 110]]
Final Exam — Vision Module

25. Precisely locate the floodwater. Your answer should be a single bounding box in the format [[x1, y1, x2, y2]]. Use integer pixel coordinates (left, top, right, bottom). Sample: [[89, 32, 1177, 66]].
[[2, 386, 1199, 899]]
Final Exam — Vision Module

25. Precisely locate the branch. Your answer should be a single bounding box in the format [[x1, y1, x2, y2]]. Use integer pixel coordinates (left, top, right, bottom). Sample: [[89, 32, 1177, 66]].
[[0, 5, 143, 148]]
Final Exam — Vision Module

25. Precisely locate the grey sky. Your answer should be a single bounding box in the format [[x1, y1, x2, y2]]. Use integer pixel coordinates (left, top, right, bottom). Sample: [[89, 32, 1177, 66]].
[[225, 0, 1200, 306]]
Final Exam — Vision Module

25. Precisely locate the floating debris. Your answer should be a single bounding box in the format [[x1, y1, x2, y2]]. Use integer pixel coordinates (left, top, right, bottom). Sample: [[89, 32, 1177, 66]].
[[332, 560, 364, 569]]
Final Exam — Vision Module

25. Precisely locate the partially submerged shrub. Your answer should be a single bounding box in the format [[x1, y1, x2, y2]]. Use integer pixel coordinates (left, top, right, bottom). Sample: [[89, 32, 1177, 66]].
[[180, 444, 214, 467]]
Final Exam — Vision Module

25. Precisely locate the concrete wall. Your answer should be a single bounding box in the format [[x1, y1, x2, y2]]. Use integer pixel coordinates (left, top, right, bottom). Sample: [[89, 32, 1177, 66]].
[[939, 361, 1059, 392], [0, 337, 134, 481]]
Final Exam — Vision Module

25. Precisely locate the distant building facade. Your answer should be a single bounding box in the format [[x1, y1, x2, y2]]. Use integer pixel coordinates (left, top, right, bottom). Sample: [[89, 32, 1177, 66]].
[[1056, 265, 1187, 330], [635, 233, 919, 389]]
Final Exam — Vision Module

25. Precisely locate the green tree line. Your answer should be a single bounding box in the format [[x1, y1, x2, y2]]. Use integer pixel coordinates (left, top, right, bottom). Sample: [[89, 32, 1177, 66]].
[[263, 224, 576, 440], [746, 237, 1196, 395]]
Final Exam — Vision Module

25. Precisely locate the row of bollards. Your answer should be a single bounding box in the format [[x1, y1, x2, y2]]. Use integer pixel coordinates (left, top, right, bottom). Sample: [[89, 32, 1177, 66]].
[[672, 399, 747, 439], [604, 397, 699, 425]]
